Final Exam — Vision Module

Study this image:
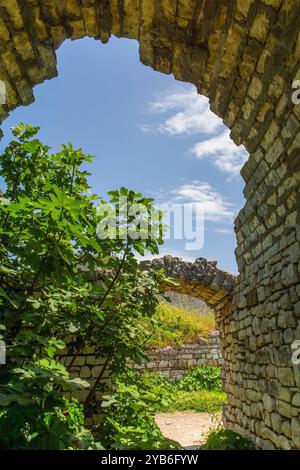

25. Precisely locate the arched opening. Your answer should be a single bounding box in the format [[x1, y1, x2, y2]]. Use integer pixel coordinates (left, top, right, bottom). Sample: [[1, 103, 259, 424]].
[[0, 35, 241, 450], [0, 0, 300, 450], [1, 36, 246, 274]]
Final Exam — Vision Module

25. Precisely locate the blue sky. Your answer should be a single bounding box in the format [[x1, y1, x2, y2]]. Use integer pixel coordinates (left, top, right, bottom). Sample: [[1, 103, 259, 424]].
[[0, 37, 247, 274]]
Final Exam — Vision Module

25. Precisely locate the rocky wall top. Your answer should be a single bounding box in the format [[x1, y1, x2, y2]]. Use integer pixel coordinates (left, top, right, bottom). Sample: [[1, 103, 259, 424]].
[[140, 255, 236, 308]]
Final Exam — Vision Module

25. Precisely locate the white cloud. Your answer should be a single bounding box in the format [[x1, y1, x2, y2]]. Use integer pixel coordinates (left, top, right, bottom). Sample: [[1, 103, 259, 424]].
[[169, 181, 235, 223], [214, 228, 233, 235], [136, 182, 235, 255], [191, 130, 248, 176], [140, 85, 248, 177], [147, 89, 221, 136]]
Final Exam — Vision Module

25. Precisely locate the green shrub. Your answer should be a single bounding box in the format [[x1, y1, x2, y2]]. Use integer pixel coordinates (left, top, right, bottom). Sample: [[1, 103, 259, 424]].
[[131, 368, 226, 414], [175, 366, 222, 392], [99, 371, 180, 450], [137, 371, 174, 396], [0, 357, 102, 450], [144, 303, 216, 348], [165, 390, 226, 413], [0, 124, 169, 450], [200, 427, 255, 450]]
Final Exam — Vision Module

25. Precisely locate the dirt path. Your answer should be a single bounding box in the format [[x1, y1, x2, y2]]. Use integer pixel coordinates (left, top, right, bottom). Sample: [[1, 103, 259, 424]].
[[155, 412, 221, 449]]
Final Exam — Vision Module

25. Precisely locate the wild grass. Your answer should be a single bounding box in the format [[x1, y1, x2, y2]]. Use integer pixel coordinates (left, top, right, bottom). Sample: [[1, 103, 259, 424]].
[[165, 390, 226, 413], [138, 367, 225, 414], [144, 302, 216, 349]]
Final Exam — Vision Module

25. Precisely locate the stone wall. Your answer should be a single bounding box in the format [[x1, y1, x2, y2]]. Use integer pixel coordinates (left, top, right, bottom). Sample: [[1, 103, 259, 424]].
[[0, 0, 300, 450], [131, 332, 223, 381], [58, 329, 222, 426], [140, 256, 236, 308], [58, 345, 112, 428]]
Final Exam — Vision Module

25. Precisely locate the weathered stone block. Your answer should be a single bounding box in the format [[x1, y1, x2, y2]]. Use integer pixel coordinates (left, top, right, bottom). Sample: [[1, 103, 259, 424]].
[[80, 366, 91, 378]]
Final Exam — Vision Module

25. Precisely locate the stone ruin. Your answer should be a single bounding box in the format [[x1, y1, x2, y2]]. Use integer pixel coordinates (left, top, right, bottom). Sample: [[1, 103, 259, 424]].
[[131, 332, 223, 382], [141, 255, 236, 308], [0, 0, 299, 449]]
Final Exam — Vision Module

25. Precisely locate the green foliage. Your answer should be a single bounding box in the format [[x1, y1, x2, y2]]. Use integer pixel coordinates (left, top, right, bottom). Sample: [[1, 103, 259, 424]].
[[96, 367, 225, 447], [123, 369, 225, 415], [144, 302, 215, 348], [129, 367, 225, 414], [165, 390, 226, 413], [171, 366, 224, 412], [200, 427, 255, 450], [0, 124, 168, 449], [0, 348, 101, 449], [100, 371, 180, 450], [0, 393, 101, 450], [175, 366, 222, 392]]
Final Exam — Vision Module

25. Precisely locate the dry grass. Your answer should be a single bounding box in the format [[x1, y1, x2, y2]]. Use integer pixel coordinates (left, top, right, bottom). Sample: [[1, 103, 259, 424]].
[[145, 302, 216, 349]]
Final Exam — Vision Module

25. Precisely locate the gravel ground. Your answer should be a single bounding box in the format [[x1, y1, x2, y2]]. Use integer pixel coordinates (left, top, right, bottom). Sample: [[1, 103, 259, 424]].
[[155, 411, 221, 449]]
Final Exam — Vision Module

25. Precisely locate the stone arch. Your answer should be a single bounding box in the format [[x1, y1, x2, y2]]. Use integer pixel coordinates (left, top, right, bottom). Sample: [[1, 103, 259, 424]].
[[0, 0, 300, 450], [140, 255, 236, 309], [141, 255, 236, 416]]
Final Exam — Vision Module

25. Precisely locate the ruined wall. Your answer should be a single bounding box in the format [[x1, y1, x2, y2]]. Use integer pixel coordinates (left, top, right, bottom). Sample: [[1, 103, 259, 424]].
[[60, 257, 231, 427], [140, 256, 236, 308], [222, 117, 300, 448], [59, 344, 111, 427], [60, 330, 222, 427], [131, 332, 223, 381], [0, 0, 300, 449]]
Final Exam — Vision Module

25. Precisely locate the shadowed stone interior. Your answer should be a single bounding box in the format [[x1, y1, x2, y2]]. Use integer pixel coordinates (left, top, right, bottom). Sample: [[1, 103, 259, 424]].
[[0, 0, 300, 450]]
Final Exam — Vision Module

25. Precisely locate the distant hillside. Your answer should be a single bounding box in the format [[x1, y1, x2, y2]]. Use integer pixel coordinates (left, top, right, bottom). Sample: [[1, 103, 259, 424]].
[[143, 299, 216, 349], [162, 292, 213, 316]]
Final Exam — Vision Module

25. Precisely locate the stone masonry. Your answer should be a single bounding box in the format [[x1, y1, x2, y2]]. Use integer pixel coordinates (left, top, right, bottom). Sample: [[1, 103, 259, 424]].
[[141, 255, 236, 308], [131, 331, 223, 381], [0, 0, 300, 450], [58, 344, 111, 427]]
